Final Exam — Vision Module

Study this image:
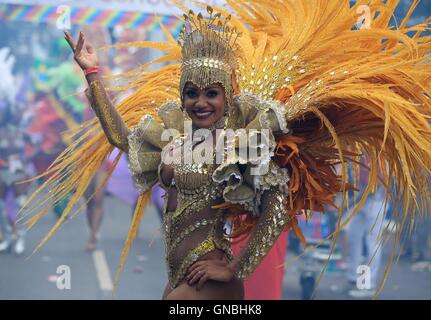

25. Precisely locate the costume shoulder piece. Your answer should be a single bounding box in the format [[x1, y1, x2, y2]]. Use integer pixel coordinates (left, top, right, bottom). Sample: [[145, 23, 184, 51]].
[[213, 93, 290, 214], [127, 100, 183, 193]]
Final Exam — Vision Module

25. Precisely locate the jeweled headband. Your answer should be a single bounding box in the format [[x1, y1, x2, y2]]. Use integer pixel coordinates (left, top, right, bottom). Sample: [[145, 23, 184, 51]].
[[177, 7, 241, 107]]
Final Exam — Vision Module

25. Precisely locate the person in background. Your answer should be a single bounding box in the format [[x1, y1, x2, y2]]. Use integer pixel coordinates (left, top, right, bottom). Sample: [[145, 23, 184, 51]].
[[345, 169, 387, 298], [0, 101, 31, 255]]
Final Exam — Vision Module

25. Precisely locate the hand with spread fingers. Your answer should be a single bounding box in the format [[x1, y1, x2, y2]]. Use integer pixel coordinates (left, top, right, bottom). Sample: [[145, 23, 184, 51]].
[[185, 257, 236, 290], [64, 31, 98, 71]]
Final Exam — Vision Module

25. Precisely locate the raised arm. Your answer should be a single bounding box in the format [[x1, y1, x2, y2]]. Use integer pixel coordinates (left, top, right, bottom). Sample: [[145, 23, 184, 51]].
[[64, 31, 129, 153], [84, 74, 130, 152]]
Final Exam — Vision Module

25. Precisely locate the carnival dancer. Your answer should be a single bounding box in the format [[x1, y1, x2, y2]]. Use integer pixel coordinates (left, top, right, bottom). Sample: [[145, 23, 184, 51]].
[[20, 1, 431, 299]]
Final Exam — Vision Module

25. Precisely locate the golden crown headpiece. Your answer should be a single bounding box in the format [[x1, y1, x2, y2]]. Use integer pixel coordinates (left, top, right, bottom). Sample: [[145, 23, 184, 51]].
[[178, 6, 241, 105]]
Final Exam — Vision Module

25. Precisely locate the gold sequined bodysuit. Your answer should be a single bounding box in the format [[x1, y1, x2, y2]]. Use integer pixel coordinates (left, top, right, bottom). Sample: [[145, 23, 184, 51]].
[[86, 84, 292, 290], [163, 158, 233, 288]]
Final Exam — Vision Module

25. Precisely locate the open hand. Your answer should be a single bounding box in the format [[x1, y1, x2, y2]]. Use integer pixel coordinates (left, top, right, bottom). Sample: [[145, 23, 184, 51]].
[[64, 31, 98, 71], [186, 258, 235, 290]]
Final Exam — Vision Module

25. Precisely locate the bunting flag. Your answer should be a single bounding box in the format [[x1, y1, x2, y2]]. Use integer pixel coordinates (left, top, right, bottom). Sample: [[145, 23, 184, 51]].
[[0, 3, 184, 35]]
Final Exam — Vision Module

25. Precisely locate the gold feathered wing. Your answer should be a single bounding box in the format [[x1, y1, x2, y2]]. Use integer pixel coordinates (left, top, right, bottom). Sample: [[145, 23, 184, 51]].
[[224, 0, 431, 293]]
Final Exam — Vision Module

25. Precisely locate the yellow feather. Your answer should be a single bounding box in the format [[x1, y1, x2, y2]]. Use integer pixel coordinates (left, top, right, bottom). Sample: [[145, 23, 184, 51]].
[[113, 191, 151, 295]]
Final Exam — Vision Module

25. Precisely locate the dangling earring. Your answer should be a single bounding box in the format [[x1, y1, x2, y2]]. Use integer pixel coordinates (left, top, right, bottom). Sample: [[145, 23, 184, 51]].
[[224, 88, 234, 118], [180, 102, 192, 121], [180, 92, 186, 112], [224, 98, 232, 117], [224, 101, 230, 117], [180, 100, 187, 115]]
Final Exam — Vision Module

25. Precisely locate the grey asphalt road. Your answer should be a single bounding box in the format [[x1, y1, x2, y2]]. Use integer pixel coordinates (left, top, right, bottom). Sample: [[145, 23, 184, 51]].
[[0, 195, 166, 300], [282, 249, 431, 300], [0, 194, 430, 300]]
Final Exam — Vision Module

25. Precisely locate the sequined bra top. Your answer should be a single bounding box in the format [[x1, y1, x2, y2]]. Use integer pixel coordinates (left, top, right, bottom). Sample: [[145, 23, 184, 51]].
[[161, 141, 233, 289]]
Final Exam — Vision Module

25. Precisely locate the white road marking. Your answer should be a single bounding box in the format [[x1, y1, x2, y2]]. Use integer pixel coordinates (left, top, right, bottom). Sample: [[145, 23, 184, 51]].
[[92, 250, 113, 291]]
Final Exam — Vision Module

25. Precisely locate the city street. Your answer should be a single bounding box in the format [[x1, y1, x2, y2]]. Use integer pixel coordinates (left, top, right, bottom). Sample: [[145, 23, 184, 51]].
[[0, 194, 430, 300]]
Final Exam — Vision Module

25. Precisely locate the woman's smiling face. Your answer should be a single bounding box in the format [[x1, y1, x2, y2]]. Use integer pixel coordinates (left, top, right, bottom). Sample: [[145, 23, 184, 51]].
[[183, 82, 226, 129]]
